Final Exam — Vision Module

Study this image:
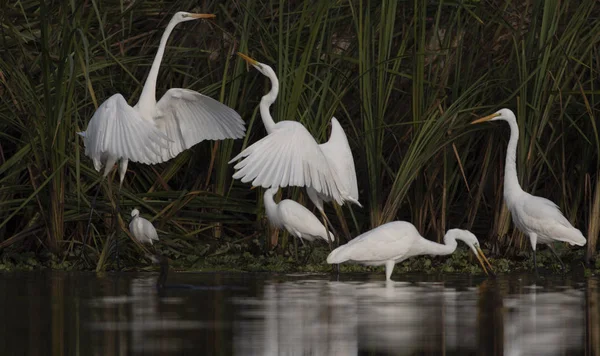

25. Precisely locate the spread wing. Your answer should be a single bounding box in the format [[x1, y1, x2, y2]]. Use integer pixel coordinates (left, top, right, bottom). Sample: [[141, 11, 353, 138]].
[[229, 122, 345, 204], [318, 117, 361, 206], [80, 93, 169, 164], [154, 88, 246, 162]]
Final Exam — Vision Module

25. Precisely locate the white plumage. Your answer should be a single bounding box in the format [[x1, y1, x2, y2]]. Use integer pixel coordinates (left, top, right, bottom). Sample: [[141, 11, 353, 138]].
[[327, 221, 494, 281], [78, 12, 245, 185], [129, 209, 159, 246], [471, 108, 586, 272], [230, 53, 361, 208], [263, 187, 333, 244]]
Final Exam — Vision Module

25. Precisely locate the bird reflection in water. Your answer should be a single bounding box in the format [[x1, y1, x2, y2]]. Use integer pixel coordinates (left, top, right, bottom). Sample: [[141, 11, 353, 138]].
[[231, 277, 589, 355], [231, 279, 482, 355]]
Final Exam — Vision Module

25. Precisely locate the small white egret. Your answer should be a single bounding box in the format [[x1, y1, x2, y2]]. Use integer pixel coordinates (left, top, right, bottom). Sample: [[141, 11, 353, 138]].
[[262, 187, 333, 261], [129, 209, 159, 246], [230, 52, 361, 244], [326, 221, 494, 281], [471, 108, 586, 273]]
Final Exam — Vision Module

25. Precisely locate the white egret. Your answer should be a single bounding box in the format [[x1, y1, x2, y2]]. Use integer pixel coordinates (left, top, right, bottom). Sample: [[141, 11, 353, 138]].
[[78, 12, 245, 263], [326, 221, 494, 281], [230, 52, 361, 244], [129, 209, 159, 246], [471, 108, 586, 273], [78, 12, 245, 185], [262, 187, 333, 261]]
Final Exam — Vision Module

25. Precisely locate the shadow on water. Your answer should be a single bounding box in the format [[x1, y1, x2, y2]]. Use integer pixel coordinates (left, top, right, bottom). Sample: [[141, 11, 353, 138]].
[[0, 270, 597, 355]]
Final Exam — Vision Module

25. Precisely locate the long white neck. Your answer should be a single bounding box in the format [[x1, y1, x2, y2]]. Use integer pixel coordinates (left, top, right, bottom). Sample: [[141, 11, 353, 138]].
[[259, 67, 279, 134], [263, 189, 281, 227], [137, 18, 181, 110], [418, 234, 458, 256], [503, 118, 524, 202]]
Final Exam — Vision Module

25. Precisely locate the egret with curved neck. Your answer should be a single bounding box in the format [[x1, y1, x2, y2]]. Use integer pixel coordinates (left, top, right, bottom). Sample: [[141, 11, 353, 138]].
[[231, 53, 361, 246], [327, 221, 494, 281], [471, 108, 586, 274], [262, 187, 333, 261], [78, 11, 246, 265]]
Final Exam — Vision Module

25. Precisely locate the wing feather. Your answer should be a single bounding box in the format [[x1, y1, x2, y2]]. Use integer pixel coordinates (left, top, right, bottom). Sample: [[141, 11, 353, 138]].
[[154, 88, 246, 162], [229, 122, 345, 204], [522, 195, 572, 228], [318, 117, 361, 206], [81, 94, 169, 165]]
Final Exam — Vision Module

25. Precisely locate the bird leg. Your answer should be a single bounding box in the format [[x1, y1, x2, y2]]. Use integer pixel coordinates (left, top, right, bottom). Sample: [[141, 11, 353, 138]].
[[318, 211, 341, 274], [81, 181, 103, 266], [533, 249, 538, 278], [385, 260, 395, 281], [107, 180, 122, 271], [302, 243, 314, 265], [547, 243, 566, 271], [318, 210, 336, 250], [529, 233, 540, 278]]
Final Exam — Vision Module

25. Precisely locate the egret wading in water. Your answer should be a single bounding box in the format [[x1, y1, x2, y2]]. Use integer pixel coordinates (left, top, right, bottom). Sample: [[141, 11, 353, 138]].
[[262, 187, 333, 262], [471, 108, 586, 274], [129, 209, 159, 246], [78, 12, 246, 264], [230, 52, 361, 246], [326, 221, 494, 281]]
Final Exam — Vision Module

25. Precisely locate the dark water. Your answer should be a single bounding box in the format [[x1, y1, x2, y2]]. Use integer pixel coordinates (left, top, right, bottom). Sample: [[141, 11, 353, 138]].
[[0, 270, 597, 355]]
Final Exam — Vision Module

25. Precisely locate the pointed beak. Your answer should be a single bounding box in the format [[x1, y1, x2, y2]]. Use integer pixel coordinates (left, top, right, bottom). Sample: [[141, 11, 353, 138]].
[[250, 185, 258, 190], [473, 245, 496, 276], [237, 52, 259, 66], [187, 13, 216, 19], [471, 112, 500, 125]]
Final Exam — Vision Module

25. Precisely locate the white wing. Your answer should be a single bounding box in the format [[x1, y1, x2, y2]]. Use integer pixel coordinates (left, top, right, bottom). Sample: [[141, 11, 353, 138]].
[[318, 117, 361, 206], [327, 221, 418, 263], [278, 200, 331, 241], [139, 217, 159, 243], [522, 194, 572, 228], [154, 88, 246, 162], [229, 122, 345, 204], [81, 94, 169, 164]]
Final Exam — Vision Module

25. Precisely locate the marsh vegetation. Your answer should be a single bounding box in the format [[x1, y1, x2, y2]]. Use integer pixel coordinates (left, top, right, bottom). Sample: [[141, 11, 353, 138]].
[[1, 0, 599, 272]]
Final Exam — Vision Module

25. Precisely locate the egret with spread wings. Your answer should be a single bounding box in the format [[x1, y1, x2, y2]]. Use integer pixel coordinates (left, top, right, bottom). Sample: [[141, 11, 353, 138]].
[[327, 221, 494, 281], [78, 12, 245, 184], [471, 108, 586, 274], [77, 12, 245, 265], [230, 53, 361, 244]]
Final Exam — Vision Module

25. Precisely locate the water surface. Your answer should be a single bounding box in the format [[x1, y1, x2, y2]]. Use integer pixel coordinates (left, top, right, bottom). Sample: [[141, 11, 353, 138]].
[[0, 270, 597, 355]]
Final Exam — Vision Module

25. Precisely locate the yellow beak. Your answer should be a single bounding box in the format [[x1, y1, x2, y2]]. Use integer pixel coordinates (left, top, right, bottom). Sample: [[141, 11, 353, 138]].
[[250, 185, 258, 190], [471, 112, 500, 125], [237, 52, 259, 66], [188, 13, 216, 19], [474, 246, 495, 276]]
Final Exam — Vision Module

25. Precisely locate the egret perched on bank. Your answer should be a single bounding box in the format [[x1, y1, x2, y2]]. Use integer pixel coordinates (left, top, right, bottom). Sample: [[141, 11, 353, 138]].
[[129, 209, 159, 246], [263, 187, 333, 261], [471, 108, 586, 273], [230, 52, 361, 244], [77, 11, 246, 261], [326, 221, 494, 281]]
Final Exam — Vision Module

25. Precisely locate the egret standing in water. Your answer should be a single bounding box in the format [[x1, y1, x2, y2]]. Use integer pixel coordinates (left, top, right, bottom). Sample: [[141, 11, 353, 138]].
[[326, 221, 494, 281], [471, 108, 586, 274], [262, 187, 333, 262], [78, 12, 246, 263], [230, 53, 361, 244]]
